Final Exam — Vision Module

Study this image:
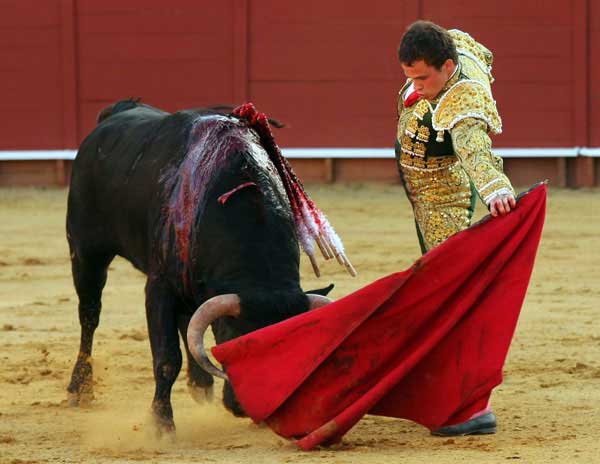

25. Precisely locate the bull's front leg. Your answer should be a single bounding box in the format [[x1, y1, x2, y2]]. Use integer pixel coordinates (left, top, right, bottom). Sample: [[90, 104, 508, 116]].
[[145, 276, 182, 436]]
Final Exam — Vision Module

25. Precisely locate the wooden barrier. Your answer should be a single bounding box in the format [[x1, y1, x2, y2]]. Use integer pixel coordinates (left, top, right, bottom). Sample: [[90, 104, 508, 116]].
[[1, 148, 597, 187]]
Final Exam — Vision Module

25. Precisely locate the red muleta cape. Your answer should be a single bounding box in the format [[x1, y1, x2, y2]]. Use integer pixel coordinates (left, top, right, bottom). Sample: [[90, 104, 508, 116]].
[[213, 183, 547, 450]]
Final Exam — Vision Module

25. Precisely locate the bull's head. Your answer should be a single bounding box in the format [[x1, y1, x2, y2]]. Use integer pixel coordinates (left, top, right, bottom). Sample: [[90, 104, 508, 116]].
[[170, 114, 336, 415], [186, 293, 332, 381]]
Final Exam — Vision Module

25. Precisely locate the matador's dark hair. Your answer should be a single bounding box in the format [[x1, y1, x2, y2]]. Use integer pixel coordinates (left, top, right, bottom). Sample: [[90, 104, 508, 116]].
[[398, 20, 458, 69]]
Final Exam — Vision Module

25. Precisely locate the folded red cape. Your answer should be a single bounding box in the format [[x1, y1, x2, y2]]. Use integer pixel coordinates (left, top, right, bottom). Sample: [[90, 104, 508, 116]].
[[213, 183, 546, 449]]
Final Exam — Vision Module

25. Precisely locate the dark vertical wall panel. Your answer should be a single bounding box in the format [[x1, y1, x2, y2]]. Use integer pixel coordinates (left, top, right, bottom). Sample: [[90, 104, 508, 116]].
[[60, 0, 78, 149], [572, 0, 589, 147], [0, 1, 63, 149], [232, 0, 249, 103], [590, 0, 600, 146], [76, 0, 236, 141], [572, 0, 594, 187], [247, 1, 418, 147]]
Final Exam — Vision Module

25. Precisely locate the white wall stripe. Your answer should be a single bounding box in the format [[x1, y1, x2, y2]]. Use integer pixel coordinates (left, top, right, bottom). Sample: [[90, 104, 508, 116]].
[[580, 148, 600, 157], [0, 147, 598, 160], [0, 150, 78, 160]]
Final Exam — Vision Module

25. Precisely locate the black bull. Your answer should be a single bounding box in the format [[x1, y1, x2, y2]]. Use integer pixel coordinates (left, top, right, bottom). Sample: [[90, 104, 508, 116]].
[[66, 100, 332, 433]]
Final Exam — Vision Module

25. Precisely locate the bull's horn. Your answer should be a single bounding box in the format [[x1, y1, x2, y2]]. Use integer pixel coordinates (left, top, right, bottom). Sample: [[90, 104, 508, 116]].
[[307, 294, 333, 310], [187, 294, 241, 381]]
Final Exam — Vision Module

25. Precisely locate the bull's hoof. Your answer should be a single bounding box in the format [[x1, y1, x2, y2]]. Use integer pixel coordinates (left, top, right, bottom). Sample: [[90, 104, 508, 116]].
[[67, 357, 94, 407], [188, 382, 214, 404], [150, 401, 177, 441], [66, 392, 95, 408], [150, 414, 176, 441], [66, 384, 95, 407]]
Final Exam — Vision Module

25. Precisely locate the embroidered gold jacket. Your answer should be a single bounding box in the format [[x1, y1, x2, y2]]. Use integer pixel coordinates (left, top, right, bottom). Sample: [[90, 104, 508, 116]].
[[396, 29, 514, 204]]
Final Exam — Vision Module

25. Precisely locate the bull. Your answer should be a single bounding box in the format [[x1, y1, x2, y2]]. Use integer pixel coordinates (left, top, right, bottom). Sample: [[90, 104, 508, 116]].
[[66, 100, 353, 434]]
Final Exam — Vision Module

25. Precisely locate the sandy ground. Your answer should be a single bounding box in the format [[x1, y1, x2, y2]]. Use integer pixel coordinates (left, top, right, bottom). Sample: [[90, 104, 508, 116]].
[[0, 183, 599, 464]]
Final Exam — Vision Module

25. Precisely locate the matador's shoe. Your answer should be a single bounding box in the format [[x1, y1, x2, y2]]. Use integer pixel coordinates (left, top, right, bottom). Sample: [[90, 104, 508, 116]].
[[431, 411, 497, 436]]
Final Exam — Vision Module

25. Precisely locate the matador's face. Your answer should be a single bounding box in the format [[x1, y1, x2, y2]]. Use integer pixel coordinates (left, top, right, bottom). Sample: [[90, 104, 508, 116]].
[[401, 58, 456, 100]]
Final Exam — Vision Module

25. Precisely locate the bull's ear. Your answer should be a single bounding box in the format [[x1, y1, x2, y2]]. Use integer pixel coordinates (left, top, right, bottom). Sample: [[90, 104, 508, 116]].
[[304, 283, 334, 296]]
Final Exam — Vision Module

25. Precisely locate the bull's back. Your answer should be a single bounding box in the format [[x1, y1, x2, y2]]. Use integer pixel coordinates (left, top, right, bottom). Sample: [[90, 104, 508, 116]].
[[68, 106, 196, 271]]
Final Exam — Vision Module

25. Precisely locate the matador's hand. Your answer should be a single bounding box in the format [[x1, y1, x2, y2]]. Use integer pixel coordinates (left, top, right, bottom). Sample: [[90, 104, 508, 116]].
[[488, 193, 516, 217]]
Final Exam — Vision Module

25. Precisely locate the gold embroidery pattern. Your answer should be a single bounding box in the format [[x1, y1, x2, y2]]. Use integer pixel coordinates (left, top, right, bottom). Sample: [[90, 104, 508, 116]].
[[401, 134, 414, 156], [460, 57, 491, 92], [413, 99, 429, 120], [398, 101, 433, 159], [413, 141, 426, 157], [406, 117, 419, 137], [450, 118, 514, 201], [416, 125, 430, 142], [432, 81, 502, 134], [449, 29, 494, 84], [400, 153, 456, 171], [400, 139, 425, 158], [402, 161, 473, 251]]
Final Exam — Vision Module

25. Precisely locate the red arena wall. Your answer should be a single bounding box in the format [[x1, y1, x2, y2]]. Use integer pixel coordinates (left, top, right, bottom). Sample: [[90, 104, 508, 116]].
[[0, 1, 67, 149], [0, 0, 597, 186]]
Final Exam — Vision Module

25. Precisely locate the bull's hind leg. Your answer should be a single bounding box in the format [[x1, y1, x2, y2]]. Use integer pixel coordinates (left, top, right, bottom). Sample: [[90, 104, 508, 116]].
[[145, 277, 182, 435], [67, 251, 114, 406], [177, 312, 214, 403]]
